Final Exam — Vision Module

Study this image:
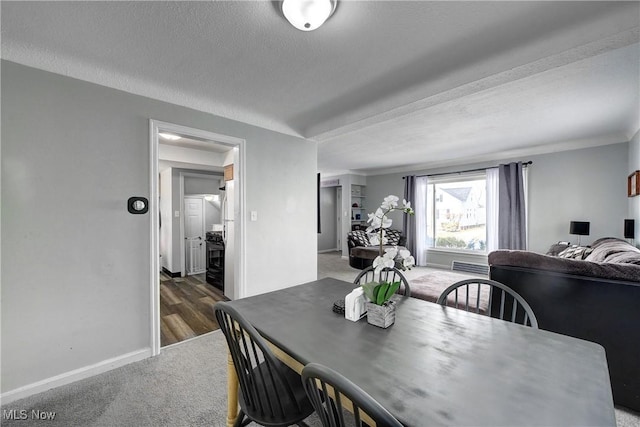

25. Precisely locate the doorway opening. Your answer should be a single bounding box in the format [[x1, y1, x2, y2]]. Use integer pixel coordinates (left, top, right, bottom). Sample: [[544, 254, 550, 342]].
[[150, 120, 245, 354]]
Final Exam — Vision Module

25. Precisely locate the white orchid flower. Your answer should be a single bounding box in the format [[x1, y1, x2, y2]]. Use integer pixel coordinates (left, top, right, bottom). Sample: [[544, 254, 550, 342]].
[[381, 195, 399, 210], [367, 208, 384, 227], [373, 252, 397, 274], [383, 247, 398, 259], [363, 195, 416, 275], [398, 248, 411, 259], [381, 216, 392, 229], [402, 255, 415, 270], [366, 211, 378, 225], [402, 199, 413, 215]]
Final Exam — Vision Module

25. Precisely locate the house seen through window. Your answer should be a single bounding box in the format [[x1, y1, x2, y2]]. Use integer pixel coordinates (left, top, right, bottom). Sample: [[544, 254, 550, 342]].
[[427, 175, 487, 252]]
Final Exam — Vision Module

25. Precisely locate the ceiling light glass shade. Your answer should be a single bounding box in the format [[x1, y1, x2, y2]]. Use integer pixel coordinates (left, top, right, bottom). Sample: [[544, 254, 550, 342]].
[[158, 132, 182, 141], [282, 0, 336, 31]]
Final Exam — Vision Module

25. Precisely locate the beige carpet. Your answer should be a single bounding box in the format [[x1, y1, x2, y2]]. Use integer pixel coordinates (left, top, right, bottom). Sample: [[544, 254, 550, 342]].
[[318, 250, 482, 303], [409, 270, 488, 308]]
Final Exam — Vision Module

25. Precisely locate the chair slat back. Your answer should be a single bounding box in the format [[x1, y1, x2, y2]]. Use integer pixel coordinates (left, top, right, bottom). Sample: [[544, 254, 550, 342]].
[[214, 302, 304, 421], [436, 279, 538, 328], [302, 363, 404, 427]]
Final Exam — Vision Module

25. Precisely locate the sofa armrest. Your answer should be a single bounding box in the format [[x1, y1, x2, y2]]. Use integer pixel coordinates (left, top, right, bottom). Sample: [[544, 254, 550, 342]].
[[347, 237, 358, 251]]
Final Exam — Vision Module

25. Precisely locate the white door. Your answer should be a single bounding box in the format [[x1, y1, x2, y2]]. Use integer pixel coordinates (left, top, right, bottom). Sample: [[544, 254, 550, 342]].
[[185, 197, 206, 275]]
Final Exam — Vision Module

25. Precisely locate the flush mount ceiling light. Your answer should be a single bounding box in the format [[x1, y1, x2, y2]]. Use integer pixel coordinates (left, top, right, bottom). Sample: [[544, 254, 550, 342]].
[[282, 0, 337, 31], [158, 132, 182, 141]]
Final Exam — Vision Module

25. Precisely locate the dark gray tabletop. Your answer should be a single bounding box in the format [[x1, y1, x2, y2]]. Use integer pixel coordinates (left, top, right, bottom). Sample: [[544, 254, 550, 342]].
[[227, 277, 615, 426]]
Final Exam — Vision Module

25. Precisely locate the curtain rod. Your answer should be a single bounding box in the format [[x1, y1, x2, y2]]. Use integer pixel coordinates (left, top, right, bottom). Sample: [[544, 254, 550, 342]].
[[402, 161, 533, 179]]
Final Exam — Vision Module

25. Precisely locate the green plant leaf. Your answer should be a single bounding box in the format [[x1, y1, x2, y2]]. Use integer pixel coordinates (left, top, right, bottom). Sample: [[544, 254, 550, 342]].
[[376, 283, 390, 305], [371, 284, 381, 301], [384, 282, 401, 301]]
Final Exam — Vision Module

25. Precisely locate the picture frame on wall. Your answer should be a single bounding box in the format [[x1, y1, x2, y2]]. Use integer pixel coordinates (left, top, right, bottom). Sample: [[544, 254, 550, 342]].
[[629, 170, 640, 197]]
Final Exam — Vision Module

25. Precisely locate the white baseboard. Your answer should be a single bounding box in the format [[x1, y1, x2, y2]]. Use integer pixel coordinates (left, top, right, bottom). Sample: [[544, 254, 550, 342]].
[[317, 248, 339, 253], [1, 348, 152, 405]]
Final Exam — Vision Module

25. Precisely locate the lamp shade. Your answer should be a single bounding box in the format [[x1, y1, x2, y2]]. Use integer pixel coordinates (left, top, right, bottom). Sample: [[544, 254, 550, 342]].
[[569, 221, 590, 236], [282, 0, 336, 31], [624, 219, 635, 239]]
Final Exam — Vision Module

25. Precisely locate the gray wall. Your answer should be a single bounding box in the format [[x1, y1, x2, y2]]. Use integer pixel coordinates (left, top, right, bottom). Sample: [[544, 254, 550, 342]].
[[318, 186, 337, 251], [366, 142, 630, 266], [1, 61, 317, 394], [527, 143, 628, 249], [184, 174, 220, 195]]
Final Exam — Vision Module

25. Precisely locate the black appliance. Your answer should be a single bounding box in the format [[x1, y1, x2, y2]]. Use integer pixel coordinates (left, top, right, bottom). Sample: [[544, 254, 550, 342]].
[[624, 219, 635, 239], [205, 231, 225, 291]]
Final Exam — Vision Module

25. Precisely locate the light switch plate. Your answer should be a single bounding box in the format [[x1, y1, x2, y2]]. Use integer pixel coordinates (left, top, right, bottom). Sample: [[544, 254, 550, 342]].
[[250, 211, 258, 221], [175, 211, 180, 218]]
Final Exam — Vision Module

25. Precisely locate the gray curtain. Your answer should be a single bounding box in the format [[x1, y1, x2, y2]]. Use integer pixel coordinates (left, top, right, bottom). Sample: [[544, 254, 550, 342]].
[[498, 162, 526, 249], [403, 175, 417, 254]]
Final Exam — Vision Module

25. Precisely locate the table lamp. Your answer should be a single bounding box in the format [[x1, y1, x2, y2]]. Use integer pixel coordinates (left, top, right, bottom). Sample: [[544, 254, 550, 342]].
[[569, 221, 590, 246], [624, 219, 635, 241]]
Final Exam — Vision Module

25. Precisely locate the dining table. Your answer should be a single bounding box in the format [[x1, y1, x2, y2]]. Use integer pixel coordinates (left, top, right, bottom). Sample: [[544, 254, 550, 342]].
[[223, 277, 615, 426]]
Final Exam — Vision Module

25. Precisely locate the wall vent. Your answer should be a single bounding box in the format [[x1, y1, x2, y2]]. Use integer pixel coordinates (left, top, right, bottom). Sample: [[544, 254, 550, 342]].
[[451, 260, 489, 276]]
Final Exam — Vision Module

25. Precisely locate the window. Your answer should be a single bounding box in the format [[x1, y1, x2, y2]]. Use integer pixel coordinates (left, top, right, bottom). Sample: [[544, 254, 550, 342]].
[[427, 175, 486, 252]]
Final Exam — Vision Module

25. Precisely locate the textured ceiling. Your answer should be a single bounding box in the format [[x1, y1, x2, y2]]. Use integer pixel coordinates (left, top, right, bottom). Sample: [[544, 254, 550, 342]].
[[2, 1, 639, 175]]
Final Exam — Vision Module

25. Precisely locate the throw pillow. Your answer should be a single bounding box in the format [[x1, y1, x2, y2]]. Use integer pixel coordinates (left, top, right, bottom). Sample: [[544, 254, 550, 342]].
[[385, 229, 401, 246], [558, 245, 591, 260], [603, 251, 640, 265], [546, 242, 571, 256], [350, 230, 370, 247]]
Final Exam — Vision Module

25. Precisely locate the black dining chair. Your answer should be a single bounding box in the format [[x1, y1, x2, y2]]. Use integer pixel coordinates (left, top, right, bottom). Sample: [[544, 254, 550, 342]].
[[353, 266, 411, 297], [214, 302, 314, 427], [302, 362, 404, 427], [436, 278, 538, 328]]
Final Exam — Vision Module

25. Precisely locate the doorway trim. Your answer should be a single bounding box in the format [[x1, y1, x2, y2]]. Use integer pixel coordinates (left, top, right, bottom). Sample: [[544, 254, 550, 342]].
[[149, 119, 246, 356]]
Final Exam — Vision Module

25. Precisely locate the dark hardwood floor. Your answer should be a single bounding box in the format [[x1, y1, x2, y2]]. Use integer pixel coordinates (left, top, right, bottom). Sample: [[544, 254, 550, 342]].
[[160, 272, 228, 347]]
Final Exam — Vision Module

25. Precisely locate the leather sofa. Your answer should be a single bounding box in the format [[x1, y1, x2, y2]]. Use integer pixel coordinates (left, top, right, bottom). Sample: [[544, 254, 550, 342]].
[[488, 238, 640, 411]]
